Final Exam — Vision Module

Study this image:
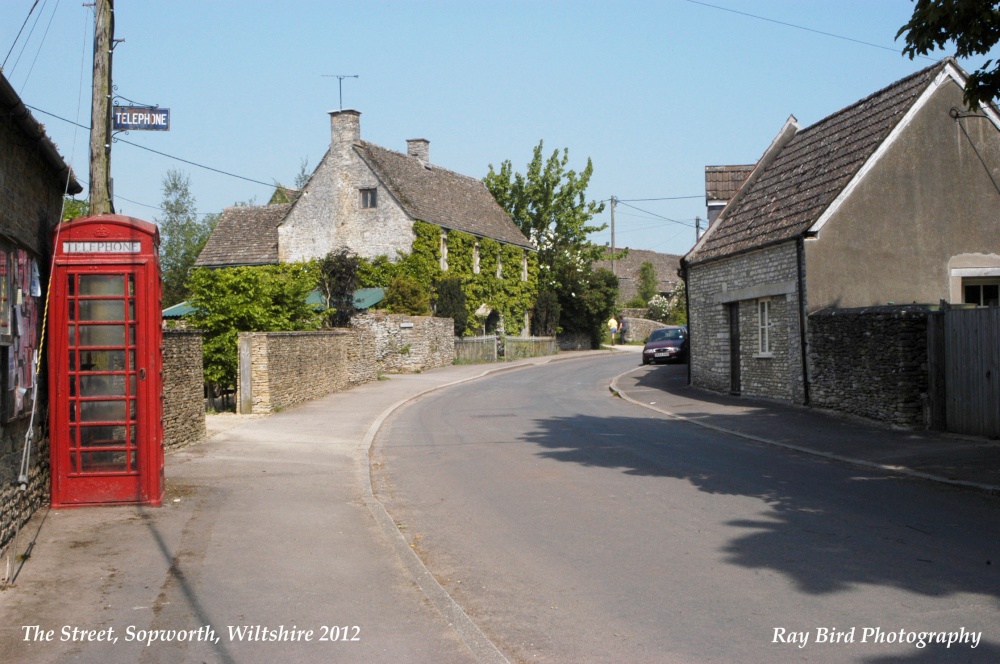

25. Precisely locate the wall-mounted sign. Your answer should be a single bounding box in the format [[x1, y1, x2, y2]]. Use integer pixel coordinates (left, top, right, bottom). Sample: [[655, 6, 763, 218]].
[[113, 106, 170, 131]]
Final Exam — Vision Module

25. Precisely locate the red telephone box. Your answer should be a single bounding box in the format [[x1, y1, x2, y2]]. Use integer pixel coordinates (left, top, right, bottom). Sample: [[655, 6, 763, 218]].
[[48, 215, 163, 507]]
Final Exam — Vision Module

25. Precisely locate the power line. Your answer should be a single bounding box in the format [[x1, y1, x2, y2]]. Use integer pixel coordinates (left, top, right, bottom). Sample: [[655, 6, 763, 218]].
[[682, 0, 934, 60], [617, 195, 702, 202], [616, 201, 695, 228]]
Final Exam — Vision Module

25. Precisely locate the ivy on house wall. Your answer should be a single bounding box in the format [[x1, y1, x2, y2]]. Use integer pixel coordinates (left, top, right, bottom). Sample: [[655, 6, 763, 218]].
[[357, 220, 538, 336]]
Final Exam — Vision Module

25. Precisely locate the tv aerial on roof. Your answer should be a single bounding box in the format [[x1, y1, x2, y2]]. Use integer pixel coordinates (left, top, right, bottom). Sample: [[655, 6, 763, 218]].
[[322, 74, 360, 110]]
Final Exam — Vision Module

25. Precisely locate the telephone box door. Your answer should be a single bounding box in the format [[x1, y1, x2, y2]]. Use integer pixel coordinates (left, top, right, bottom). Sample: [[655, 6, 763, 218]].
[[49, 215, 163, 507]]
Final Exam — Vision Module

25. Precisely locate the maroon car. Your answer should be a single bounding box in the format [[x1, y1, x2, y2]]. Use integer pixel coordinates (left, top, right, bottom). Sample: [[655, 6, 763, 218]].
[[641, 326, 689, 365]]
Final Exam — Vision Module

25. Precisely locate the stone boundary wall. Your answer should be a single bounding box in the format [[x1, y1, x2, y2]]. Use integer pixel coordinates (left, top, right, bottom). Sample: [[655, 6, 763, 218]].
[[162, 329, 206, 450], [808, 306, 931, 428], [621, 317, 666, 343], [621, 307, 649, 319], [351, 312, 455, 374], [557, 333, 592, 350], [238, 329, 376, 415]]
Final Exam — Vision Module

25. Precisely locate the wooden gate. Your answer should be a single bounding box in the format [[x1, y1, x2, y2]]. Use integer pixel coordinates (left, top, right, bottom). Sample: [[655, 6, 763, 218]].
[[931, 307, 1000, 438]]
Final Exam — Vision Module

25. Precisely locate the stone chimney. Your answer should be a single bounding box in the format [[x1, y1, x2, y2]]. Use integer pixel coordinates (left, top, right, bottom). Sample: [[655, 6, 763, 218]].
[[407, 138, 429, 162], [330, 109, 361, 149]]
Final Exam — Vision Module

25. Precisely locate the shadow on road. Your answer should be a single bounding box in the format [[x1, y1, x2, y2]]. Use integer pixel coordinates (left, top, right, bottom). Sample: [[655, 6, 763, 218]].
[[516, 368, 1000, 614]]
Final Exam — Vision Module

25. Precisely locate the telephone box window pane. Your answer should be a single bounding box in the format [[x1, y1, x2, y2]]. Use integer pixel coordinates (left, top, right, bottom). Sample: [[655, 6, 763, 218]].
[[81, 400, 127, 422], [69, 351, 76, 371], [68, 301, 76, 321], [68, 325, 75, 345], [69, 377, 77, 397], [79, 350, 126, 371], [80, 375, 126, 397], [129, 375, 136, 395], [129, 400, 136, 419], [129, 425, 136, 443], [81, 451, 127, 472], [128, 301, 135, 320], [77, 324, 125, 347], [69, 402, 76, 423], [79, 274, 124, 296], [78, 300, 125, 321], [130, 450, 137, 470], [127, 274, 135, 296], [67, 274, 75, 296], [128, 325, 136, 345], [80, 425, 127, 447], [129, 350, 136, 370]]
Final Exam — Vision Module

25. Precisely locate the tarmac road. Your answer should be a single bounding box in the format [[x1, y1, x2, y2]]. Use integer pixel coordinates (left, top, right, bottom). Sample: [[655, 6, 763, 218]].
[[375, 353, 1000, 663]]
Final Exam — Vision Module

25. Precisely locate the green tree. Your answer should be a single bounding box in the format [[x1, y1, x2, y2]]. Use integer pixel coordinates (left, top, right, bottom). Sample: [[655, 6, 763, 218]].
[[530, 289, 560, 336], [157, 170, 217, 306], [62, 197, 89, 221], [485, 141, 616, 345], [186, 263, 321, 387], [294, 157, 311, 188], [317, 249, 361, 327], [558, 268, 619, 348], [897, 0, 1000, 108], [637, 261, 659, 303]]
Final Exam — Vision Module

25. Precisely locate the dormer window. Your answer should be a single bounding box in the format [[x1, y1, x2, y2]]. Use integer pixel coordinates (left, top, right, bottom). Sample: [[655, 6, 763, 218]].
[[360, 188, 377, 209], [440, 231, 448, 271]]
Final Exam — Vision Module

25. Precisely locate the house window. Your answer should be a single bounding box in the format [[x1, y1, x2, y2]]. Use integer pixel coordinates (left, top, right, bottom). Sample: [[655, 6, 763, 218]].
[[440, 231, 448, 271], [473, 241, 480, 274], [964, 278, 1000, 306], [360, 188, 377, 209], [521, 251, 528, 282], [757, 299, 773, 355], [496, 251, 503, 279]]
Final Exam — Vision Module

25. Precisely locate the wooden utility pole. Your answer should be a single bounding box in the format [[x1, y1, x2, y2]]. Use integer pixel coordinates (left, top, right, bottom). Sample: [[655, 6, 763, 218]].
[[610, 195, 616, 275], [89, 0, 114, 214]]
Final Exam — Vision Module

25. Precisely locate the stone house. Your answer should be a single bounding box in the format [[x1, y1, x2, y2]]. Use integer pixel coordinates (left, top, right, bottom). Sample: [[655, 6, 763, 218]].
[[197, 110, 537, 334], [682, 58, 1000, 405], [0, 72, 82, 554]]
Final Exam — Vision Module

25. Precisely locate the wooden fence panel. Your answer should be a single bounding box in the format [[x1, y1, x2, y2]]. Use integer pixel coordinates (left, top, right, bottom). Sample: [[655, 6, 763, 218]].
[[944, 307, 1000, 438]]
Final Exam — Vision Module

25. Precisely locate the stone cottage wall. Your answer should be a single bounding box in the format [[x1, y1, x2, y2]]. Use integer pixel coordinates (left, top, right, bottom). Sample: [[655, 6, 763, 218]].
[[0, 93, 75, 561], [686, 242, 805, 402], [809, 306, 931, 428], [162, 329, 205, 450], [351, 312, 455, 373]]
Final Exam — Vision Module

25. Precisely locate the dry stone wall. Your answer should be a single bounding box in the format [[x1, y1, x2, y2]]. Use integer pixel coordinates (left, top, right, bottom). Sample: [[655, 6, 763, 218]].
[[351, 312, 455, 373], [162, 329, 206, 449], [809, 306, 931, 428]]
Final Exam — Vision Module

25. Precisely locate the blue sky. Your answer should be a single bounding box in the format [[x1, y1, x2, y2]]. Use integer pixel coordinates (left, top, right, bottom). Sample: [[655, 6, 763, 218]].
[[2, 1, 991, 257]]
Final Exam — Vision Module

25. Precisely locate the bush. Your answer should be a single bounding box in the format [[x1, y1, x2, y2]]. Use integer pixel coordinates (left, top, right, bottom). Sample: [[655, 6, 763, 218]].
[[435, 277, 468, 335], [385, 275, 431, 315]]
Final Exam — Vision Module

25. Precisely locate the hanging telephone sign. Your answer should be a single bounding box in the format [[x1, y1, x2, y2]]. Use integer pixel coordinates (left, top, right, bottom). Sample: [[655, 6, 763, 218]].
[[113, 106, 170, 131]]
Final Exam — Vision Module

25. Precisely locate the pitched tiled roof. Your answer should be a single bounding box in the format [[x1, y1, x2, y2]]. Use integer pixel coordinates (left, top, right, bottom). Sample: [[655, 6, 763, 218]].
[[705, 165, 754, 201], [687, 59, 951, 265], [595, 247, 682, 301], [354, 142, 534, 250], [194, 204, 291, 267]]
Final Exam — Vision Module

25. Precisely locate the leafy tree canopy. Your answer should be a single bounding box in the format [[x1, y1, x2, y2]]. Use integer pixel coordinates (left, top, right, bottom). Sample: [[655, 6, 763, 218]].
[[897, 0, 1000, 108], [485, 141, 607, 292], [62, 197, 89, 221], [157, 170, 217, 306], [485, 141, 616, 343]]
